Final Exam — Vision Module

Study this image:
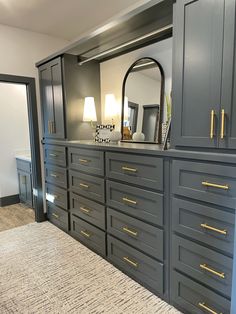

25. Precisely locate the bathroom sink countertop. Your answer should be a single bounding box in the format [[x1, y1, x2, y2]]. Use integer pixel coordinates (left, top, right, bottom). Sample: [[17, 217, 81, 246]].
[[15, 154, 31, 162]]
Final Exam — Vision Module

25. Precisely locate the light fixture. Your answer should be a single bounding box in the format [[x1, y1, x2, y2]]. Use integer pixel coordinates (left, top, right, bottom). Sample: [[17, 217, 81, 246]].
[[83, 97, 97, 127], [104, 94, 117, 125]]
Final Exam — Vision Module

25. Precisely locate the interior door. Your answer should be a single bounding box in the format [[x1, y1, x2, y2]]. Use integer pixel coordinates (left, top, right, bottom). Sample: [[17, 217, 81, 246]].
[[142, 105, 158, 141], [171, 0, 225, 148]]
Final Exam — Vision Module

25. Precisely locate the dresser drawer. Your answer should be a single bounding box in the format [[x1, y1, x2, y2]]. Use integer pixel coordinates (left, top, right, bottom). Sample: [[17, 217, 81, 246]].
[[44, 145, 66, 167], [172, 160, 236, 209], [106, 181, 163, 226], [71, 215, 106, 257], [46, 183, 68, 210], [171, 271, 231, 314], [70, 193, 105, 230], [47, 202, 69, 232], [45, 164, 67, 188], [69, 170, 105, 203], [16, 159, 31, 173], [172, 235, 233, 298], [106, 152, 163, 191], [107, 208, 163, 261], [68, 147, 104, 176], [172, 198, 235, 255], [107, 235, 164, 295]]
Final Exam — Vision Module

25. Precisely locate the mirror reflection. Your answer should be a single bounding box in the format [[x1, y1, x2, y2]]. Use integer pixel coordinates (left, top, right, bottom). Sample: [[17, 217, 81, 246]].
[[122, 57, 164, 143]]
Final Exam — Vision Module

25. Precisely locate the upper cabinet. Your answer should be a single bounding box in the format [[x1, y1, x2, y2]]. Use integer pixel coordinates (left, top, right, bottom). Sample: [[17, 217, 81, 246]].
[[172, 0, 236, 149], [39, 57, 65, 139]]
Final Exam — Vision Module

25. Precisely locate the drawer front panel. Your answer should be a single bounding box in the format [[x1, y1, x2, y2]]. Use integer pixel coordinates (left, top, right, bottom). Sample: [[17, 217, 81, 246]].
[[107, 235, 164, 295], [106, 181, 163, 226], [172, 235, 232, 298], [47, 202, 69, 232], [69, 170, 105, 203], [71, 215, 106, 256], [68, 148, 104, 176], [107, 208, 163, 260], [106, 152, 163, 191], [46, 183, 68, 210], [70, 193, 105, 230], [16, 159, 31, 173], [172, 198, 235, 255], [172, 160, 236, 208], [172, 271, 231, 314], [45, 164, 67, 188], [44, 145, 66, 167]]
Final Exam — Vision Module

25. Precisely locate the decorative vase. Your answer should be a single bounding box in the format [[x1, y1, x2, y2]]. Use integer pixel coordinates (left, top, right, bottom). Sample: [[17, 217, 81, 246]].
[[109, 130, 122, 142], [132, 132, 145, 141]]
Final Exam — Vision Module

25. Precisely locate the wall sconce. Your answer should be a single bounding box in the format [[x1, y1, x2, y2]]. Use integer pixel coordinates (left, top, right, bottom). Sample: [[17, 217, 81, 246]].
[[104, 94, 117, 125], [83, 97, 97, 128]]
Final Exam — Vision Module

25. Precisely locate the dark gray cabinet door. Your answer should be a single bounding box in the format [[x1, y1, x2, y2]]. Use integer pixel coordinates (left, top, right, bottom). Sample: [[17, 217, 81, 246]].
[[171, 0, 224, 148], [18, 170, 33, 207], [39, 57, 65, 139]]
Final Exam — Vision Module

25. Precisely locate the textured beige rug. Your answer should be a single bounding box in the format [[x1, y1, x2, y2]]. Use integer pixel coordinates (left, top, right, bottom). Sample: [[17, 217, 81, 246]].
[[0, 222, 181, 314]]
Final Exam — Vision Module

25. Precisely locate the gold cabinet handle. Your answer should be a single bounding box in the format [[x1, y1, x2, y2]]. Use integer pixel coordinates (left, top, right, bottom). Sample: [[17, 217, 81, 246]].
[[80, 206, 90, 214], [51, 121, 55, 134], [123, 256, 138, 268], [49, 153, 57, 157], [52, 213, 59, 219], [210, 110, 215, 139], [50, 173, 58, 178], [122, 197, 137, 205], [48, 121, 51, 134], [202, 181, 229, 190], [200, 223, 227, 235], [220, 109, 225, 139], [122, 226, 138, 237], [79, 158, 90, 163], [198, 302, 221, 314], [200, 263, 225, 279], [80, 230, 91, 238], [122, 166, 137, 173], [80, 183, 89, 189]]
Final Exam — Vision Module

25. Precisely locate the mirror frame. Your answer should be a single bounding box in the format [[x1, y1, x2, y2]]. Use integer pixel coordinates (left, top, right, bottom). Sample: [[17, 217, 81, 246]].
[[121, 57, 165, 144]]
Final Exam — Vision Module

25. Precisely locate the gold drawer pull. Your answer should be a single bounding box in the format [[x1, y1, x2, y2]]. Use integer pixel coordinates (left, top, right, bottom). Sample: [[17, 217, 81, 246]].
[[49, 153, 57, 157], [80, 183, 89, 189], [123, 256, 138, 268], [122, 166, 137, 173], [80, 230, 91, 238], [122, 226, 138, 237], [198, 302, 221, 314], [200, 223, 227, 235], [202, 181, 229, 190], [210, 110, 215, 139], [220, 109, 225, 139], [52, 213, 59, 219], [80, 206, 90, 214], [200, 263, 225, 279], [50, 173, 58, 178], [122, 197, 137, 205], [79, 158, 90, 163]]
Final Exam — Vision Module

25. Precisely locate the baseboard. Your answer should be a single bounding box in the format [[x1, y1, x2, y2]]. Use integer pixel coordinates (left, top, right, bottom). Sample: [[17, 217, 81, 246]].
[[0, 194, 20, 207]]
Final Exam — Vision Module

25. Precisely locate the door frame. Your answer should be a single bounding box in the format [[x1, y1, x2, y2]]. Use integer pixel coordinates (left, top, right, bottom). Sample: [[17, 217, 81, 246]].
[[0, 74, 44, 222]]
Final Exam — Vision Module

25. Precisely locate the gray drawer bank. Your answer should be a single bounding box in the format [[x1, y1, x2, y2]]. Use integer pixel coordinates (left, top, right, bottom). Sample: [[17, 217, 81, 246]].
[[42, 140, 236, 311]]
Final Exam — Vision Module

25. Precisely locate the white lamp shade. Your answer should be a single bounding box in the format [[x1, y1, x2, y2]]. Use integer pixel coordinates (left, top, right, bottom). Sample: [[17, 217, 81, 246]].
[[104, 94, 117, 121], [83, 97, 97, 122]]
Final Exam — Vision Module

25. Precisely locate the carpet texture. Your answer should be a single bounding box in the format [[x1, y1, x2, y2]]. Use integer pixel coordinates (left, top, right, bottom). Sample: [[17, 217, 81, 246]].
[[0, 222, 181, 314]]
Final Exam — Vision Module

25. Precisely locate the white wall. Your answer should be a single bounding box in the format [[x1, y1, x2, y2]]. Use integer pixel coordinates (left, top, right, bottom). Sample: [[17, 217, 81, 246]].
[[100, 38, 172, 129]]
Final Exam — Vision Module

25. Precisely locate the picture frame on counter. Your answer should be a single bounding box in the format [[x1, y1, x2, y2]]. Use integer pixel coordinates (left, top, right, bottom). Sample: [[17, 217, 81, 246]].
[[95, 124, 115, 143]]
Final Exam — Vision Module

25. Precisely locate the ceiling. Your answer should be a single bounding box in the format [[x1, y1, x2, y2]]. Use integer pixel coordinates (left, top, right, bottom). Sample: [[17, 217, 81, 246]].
[[0, 0, 144, 41]]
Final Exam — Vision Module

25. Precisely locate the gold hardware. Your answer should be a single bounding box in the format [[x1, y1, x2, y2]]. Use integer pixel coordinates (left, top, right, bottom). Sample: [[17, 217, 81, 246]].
[[220, 109, 225, 139], [200, 223, 227, 235], [51, 121, 55, 134], [122, 166, 137, 173], [80, 206, 90, 214], [198, 302, 221, 314], [49, 153, 57, 157], [50, 173, 58, 178], [79, 158, 90, 163], [122, 226, 138, 237], [123, 256, 138, 268], [80, 230, 91, 238], [122, 197, 137, 205], [80, 183, 89, 189], [48, 121, 51, 134], [202, 181, 229, 190], [52, 213, 59, 219], [210, 110, 215, 139], [200, 263, 225, 279]]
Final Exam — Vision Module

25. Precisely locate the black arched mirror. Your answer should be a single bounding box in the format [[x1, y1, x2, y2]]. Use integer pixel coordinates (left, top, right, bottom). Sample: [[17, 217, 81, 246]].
[[121, 57, 164, 143]]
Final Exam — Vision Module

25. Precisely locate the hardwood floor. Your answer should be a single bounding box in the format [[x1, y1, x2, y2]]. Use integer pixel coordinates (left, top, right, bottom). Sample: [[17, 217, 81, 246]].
[[0, 203, 35, 232]]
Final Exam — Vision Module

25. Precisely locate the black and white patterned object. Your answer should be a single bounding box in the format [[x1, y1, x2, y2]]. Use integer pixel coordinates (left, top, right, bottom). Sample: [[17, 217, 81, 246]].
[[95, 124, 115, 143]]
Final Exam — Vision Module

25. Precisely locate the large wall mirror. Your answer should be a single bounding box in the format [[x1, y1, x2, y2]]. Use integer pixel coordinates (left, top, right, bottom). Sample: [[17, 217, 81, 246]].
[[121, 57, 164, 143]]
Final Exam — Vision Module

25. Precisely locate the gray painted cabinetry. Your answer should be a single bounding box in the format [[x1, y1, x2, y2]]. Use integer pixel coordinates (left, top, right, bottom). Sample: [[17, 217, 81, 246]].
[[16, 158, 33, 208]]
